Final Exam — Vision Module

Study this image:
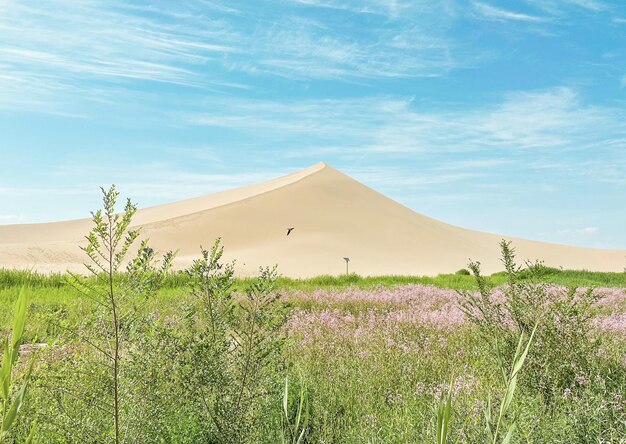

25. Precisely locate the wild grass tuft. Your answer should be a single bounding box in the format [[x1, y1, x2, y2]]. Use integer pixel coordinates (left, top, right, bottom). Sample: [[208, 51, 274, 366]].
[[282, 373, 309, 444], [0, 287, 35, 443]]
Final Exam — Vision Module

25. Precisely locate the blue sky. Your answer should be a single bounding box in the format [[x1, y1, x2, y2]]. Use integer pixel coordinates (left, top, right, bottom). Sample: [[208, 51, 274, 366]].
[[0, 0, 625, 248]]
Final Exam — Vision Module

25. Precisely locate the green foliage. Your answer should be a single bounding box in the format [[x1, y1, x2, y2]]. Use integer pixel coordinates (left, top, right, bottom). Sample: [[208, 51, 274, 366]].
[[0, 194, 625, 443], [485, 324, 537, 444], [3, 266, 626, 294], [168, 239, 287, 443], [282, 374, 309, 444], [435, 380, 452, 444], [432, 325, 537, 444], [461, 240, 605, 403], [1, 287, 35, 442], [0, 269, 66, 289], [46, 185, 174, 443], [454, 268, 470, 276]]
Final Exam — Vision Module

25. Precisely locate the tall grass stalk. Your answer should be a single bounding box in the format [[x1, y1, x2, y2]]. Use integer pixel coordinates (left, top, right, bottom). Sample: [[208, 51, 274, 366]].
[[0, 288, 34, 443], [282, 374, 308, 444], [486, 323, 537, 444], [435, 380, 452, 444]]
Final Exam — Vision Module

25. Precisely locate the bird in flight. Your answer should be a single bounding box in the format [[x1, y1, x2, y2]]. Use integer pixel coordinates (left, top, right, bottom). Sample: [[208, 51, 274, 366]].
[[287, 227, 295, 236]]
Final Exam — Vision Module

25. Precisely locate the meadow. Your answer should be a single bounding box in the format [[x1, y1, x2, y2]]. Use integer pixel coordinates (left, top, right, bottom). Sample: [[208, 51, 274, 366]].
[[1, 265, 625, 443], [1, 188, 625, 443]]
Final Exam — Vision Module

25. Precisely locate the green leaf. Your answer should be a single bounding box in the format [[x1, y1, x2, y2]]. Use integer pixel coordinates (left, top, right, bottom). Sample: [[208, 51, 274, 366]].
[[25, 420, 37, 444], [283, 377, 289, 420], [11, 287, 28, 351], [1, 377, 27, 432], [1, 341, 34, 436], [1, 338, 11, 401], [501, 375, 517, 413], [484, 395, 493, 442], [512, 323, 538, 377], [436, 380, 453, 444], [501, 422, 516, 444]]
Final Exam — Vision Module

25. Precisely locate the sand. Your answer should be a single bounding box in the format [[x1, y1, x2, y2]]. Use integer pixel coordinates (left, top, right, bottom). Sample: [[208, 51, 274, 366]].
[[0, 162, 624, 276]]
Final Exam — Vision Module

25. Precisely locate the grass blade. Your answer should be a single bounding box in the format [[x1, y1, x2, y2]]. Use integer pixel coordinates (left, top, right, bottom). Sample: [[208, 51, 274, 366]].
[[10, 288, 28, 352]]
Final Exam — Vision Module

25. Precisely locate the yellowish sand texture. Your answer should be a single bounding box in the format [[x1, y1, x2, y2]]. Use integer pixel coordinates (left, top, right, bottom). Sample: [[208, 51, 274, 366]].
[[0, 163, 623, 276]]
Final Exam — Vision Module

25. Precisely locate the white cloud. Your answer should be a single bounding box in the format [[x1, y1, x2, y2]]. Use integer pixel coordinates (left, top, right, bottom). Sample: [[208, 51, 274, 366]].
[[0, 214, 23, 223], [179, 86, 626, 200], [473, 2, 548, 22], [557, 226, 599, 235], [288, 0, 426, 18], [187, 87, 624, 157], [525, 0, 607, 14], [561, 0, 605, 11], [0, 0, 472, 115]]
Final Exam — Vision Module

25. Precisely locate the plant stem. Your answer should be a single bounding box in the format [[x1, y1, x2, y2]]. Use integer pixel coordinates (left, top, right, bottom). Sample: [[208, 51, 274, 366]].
[[235, 295, 258, 412], [108, 215, 120, 444]]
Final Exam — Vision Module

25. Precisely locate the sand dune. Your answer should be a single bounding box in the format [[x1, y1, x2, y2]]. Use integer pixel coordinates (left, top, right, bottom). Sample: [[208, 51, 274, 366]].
[[0, 162, 624, 276]]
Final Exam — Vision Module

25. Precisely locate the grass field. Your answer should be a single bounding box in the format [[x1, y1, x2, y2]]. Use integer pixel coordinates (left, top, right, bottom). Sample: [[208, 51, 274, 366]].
[[1, 265, 625, 442], [2, 267, 625, 342]]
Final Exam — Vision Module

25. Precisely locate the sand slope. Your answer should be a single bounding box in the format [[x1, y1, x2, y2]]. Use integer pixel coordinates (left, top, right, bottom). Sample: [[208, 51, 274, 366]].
[[0, 163, 624, 276]]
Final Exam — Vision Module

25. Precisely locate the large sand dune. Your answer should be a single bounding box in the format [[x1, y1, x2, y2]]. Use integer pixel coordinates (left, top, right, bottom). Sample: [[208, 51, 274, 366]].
[[0, 162, 624, 276]]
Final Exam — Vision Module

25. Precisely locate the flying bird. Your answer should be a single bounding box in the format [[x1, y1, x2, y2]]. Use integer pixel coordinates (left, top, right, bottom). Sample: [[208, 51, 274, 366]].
[[287, 227, 295, 236]]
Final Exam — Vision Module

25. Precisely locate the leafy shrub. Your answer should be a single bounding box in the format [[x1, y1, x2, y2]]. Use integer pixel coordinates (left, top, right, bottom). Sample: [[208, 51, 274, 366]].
[[455, 268, 470, 276], [38, 185, 174, 443], [146, 239, 288, 443], [189, 240, 286, 442], [460, 240, 603, 403]]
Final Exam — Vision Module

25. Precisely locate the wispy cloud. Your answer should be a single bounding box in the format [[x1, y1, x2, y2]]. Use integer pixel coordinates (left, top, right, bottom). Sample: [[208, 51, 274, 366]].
[[557, 226, 599, 235], [0, 214, 23, 223], [0, 0, 472, 115], [187, 87, 624, 156], [473, 2, 548, 22], [561, 0, 606, 11], [0, 0, 247, 113], [228, 2, 467, 80], [0, 160, 291, 223], [526, 0, 607, 14], [289, 0, 400, 16], [180, 86, 626, 202]]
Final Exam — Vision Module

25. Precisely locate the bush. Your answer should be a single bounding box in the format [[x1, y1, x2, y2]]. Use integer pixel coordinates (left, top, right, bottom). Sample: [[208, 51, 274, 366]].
[[460, 240, 603, 403], [157, 239, 288, 443], [34, 185, 174, 443], [455, 268, 470, 276]]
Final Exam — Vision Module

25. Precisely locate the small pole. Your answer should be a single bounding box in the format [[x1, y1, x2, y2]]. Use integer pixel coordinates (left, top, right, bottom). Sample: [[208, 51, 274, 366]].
[[343, 257, 350, 276]]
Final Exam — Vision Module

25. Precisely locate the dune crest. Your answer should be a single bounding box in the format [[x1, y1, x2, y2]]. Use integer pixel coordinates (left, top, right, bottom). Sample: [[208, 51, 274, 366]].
[[0, 163, 624, 276]]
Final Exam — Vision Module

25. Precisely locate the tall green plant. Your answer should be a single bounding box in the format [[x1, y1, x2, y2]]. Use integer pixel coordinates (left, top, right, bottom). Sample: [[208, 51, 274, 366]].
[[485, 324, 537, 444], [1, 287, 34, 443], [460, 240, 601, 403], [432, 325, 536, 444], [64, 185, 174, 443], [434, 380, 452, 444], [281, 374, 308, 444], [185, 239, 286, 442]]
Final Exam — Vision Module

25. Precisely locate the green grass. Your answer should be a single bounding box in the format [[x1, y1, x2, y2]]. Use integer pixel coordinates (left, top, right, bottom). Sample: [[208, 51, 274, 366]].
[[1, 266, 625, 442], [2, 267, 625, 342], [3, 267, 625, 292]]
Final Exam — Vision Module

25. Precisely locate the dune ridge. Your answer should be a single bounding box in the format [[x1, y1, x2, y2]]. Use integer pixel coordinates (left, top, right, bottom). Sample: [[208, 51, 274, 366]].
[[0, 163, 623, 276]]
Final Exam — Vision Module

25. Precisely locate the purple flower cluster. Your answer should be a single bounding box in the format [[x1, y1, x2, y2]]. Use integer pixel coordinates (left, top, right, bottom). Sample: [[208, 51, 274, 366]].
[[285, 285, 465, 337], [284, 284, 626, 335], [594, 287, 626, 334]]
